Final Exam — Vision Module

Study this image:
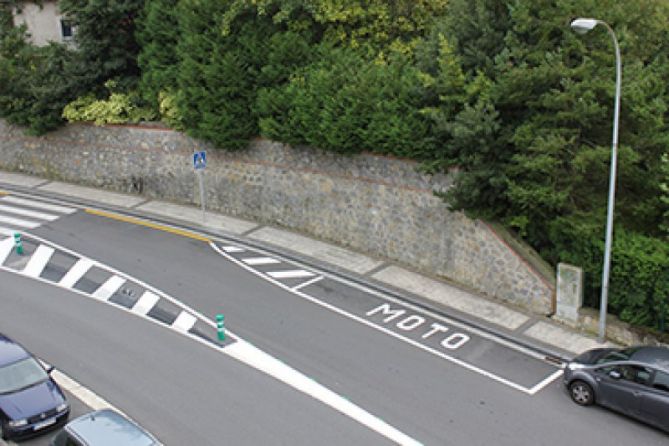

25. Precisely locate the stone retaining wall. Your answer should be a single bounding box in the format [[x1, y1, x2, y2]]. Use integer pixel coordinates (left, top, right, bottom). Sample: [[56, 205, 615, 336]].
[[0, 120, 555, 313]]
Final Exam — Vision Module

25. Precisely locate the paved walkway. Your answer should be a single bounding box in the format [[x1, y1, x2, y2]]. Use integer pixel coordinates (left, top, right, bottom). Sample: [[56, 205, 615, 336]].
[[0, 171, 616, 359]]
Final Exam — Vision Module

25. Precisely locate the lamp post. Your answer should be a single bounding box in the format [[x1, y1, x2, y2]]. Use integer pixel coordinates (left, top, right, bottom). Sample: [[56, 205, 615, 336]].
[[570, 18, 622, 343]]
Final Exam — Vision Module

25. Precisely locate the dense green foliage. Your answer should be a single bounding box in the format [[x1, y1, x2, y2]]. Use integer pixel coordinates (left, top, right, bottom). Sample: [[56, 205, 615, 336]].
[[1, 0, 668, 330]]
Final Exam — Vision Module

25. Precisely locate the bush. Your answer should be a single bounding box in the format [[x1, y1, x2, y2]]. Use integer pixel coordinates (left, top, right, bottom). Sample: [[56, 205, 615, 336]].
[[62, 81, 156, 125]]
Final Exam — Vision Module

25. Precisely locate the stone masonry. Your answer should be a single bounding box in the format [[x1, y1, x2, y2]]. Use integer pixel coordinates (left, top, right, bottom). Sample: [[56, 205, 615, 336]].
[[0, 120, 555, 314]]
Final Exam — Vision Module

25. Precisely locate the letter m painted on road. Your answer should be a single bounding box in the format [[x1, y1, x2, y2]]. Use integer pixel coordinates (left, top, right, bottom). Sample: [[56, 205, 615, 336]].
[[366, 303, 406, 323]]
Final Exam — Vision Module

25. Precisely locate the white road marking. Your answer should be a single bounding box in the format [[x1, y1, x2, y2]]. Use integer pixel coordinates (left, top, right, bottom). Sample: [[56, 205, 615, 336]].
[[0, 233, 420, 446], [0, 226, 15, 236], [0, 237, 14, 264], [211, 242, 560, 395], [1, 196, 76, 214], [92, 275, 126, 300], [222, 245, 244, 252], [267, 270, 315, 279], [225, 340, 422, 446], [0, 214, 41, 229], [527, 369, 564, 395], [241, 256, 281, 265], [132, 291, 160, 316], [58, 258, 94, 288], [172, 311, 197, 333], [0, 204, 59, 221], [22, 244, 55, 277], [292, 275, 323, 291]]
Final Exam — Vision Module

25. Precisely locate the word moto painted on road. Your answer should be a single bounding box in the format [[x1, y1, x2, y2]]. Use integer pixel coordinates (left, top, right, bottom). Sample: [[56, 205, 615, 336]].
[[193, 150, 207, 170], [366, 303, 470, 350]]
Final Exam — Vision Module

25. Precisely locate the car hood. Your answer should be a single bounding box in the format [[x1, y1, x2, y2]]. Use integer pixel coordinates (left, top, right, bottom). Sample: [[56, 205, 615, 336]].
[[0, 379, 64, 420], [572, 348, 616, 365]]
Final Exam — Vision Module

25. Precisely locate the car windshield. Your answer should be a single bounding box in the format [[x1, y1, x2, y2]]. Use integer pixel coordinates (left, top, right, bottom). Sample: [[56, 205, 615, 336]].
[[596, 348, 634, 365], [0, 357, 48, 394]]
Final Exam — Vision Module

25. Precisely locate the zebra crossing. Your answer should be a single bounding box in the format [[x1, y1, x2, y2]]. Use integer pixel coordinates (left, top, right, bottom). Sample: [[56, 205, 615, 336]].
[[0, 194, 77, 235], [218, 244, 323, 290], [0, 231, 223, 348]]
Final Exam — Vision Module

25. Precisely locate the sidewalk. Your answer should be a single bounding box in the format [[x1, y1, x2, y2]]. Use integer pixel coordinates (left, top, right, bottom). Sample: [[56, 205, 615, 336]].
[[0, 171, 615, 360]]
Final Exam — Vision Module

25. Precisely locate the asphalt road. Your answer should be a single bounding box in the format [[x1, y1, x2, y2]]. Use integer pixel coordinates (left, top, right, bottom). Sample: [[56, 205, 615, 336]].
[[1, 194, 668, 444]]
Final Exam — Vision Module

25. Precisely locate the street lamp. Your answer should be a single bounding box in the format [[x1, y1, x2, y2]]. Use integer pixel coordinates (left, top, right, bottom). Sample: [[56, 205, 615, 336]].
[[570, 18, 622, 343]]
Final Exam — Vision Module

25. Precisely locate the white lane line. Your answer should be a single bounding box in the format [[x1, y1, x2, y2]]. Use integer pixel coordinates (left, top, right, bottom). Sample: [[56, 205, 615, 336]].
[[222, 246, 244, 253], [59, 258, 94, 288], [172, 311, 197, 333], [211, 242, 549, 395], [0, 237, 14, 264], [1, 196, 77, 214], [91, 275, 126, 301], [132, 291, 160, 316], [292, 275, 323, 291], [0, 204, 59, 221], [225, 340, 422, 446], [0, 214, 41, 229], [267, 270, 315, 279], [242, 257, 281, 265], [22, 245, 55, 277], [527, 369, 564, 395]]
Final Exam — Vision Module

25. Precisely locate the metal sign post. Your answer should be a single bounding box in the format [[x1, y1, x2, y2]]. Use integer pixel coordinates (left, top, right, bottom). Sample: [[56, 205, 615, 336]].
[[193, 150, 207, 223]]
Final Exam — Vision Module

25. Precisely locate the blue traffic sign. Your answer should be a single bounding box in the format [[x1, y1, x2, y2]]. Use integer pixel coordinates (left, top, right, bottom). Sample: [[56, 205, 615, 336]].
[[193, 150, 206, 170]]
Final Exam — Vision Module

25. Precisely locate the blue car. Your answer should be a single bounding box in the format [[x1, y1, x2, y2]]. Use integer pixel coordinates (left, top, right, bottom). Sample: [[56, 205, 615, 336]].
[[0, 333, 70, 440]]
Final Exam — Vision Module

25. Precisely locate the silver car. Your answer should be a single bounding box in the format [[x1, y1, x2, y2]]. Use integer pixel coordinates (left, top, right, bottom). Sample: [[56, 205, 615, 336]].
[[563, 345, 669, 432]]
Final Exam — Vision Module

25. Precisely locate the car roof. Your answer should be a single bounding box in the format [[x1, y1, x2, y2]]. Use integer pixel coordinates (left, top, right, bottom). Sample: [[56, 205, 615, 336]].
[[0, 333, 30, 367], [65, 409, 159, 446], [627, 346, 669, 371]]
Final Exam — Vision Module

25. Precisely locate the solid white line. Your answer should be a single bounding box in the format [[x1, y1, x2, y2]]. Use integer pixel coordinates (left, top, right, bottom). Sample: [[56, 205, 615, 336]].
[[292, 275, 323, 291], [22, 245, 55, 277], [0, 214, 41, 229], [528, 369, 564, 395], [1, 196, 77, 214], [0, 237, 14, 264], [242, 257, 281, 265], [50, 369, 124, 413], [0, 204, 59, 221], [91, 275, 126, 301], [172, 311, 197, 333], [222, 246, 244, 253], [267, 270, 315, 279], [58, 258, 94, 288], [225, 340, 423, 446], [132, 291, 160, 316], [210, 243, 539, 394]]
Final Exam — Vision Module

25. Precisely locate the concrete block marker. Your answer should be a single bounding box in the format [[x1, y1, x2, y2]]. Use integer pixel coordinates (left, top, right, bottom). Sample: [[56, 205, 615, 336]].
[[22, 244, 54, 277], [91, 275, 126, 301], [38, 181, 146, 208]]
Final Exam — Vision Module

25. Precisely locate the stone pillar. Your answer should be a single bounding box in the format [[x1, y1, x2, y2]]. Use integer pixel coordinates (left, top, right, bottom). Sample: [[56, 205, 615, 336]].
[[555, 263, 583, 326]]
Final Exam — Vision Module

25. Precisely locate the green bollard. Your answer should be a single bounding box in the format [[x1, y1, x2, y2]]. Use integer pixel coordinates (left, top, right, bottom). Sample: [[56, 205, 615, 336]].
[[216, 314, 225, 342], [13, 232, 23, 255]]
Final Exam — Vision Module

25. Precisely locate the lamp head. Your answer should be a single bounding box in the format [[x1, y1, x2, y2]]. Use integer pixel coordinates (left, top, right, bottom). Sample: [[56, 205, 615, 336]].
[[571, 18, 599, 35]]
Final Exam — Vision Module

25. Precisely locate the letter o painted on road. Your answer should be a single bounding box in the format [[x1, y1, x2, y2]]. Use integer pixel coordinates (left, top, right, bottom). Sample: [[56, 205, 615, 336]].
[[440, 333, 470, 350], [396, 315, 426, 331]]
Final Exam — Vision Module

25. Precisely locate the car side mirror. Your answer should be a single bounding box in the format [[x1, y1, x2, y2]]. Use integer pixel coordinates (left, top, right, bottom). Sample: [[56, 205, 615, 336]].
[[45, 365, 55, 374], [609, 370, 622, 380]]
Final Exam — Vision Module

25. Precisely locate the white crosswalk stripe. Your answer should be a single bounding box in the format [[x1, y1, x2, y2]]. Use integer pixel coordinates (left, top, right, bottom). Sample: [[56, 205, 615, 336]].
[[0, 195, 77, 234]]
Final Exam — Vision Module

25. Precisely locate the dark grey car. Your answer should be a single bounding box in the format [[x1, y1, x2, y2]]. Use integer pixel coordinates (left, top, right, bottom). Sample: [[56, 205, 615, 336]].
[[563, 345, 669, 432]]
